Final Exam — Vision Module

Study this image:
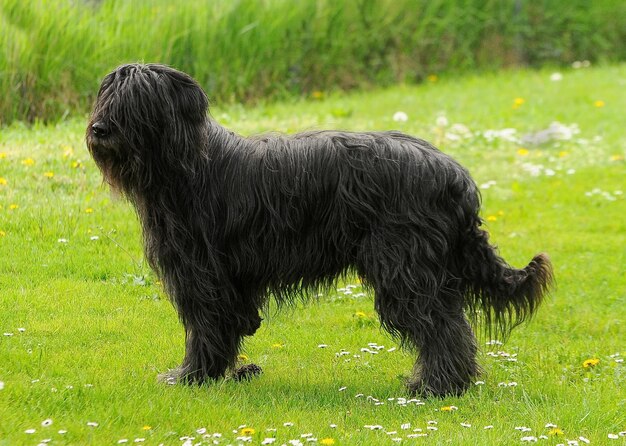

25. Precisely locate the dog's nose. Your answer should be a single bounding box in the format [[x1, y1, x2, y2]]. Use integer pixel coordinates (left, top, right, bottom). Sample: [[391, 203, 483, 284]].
[[91, 121, 110, 137]]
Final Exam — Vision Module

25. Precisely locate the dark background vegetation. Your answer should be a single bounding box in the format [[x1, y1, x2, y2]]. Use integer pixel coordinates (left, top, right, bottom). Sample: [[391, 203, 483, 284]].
[[0, 0, 624, 124]]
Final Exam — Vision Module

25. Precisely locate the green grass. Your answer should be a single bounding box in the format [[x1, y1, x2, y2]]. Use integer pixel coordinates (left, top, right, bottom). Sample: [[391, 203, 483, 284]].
[[1, 65, 625, 444], [1, 0, 625, 123]]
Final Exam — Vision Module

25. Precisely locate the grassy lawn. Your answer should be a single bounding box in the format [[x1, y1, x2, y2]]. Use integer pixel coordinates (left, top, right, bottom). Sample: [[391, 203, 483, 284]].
[[1, 65, 625, 445]]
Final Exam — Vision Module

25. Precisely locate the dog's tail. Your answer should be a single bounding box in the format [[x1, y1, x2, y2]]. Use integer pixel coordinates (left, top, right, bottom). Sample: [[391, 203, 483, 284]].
[[459, 226, 554, 338]]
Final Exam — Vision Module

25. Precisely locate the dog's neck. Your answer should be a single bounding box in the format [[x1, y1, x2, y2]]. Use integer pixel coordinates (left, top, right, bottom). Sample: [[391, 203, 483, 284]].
[[205, 119, 247, 156]]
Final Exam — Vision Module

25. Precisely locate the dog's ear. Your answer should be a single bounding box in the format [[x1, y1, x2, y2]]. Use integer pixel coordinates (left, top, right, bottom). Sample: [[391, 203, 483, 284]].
[[173, 81, 209, 123], [156, 66, 209, 123]]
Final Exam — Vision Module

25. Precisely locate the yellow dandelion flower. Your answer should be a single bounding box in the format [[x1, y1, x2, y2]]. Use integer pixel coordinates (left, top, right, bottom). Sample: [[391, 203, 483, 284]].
[[513, 98, 525, 106], [43, 172, 54, 178], [593, 100, 605, 107], [237, 354, 249, 362], [240, 427, 255, 436], [71, 160, 82, 169], [427, 74, 438, 83], [517, 148, 529, 156], [486, 215, 497, 222], [548, 427, 564, 436], [583, 358, 600, 368], [320, 438, 335, 446], [311, 91, 324, 100], [0, 177, 7, 185], [85, 208, 94, 214], [0, 230, 6, 237], [272, 343, 284, 349], [142, 425, 151, 430], [497, 210, 505, 216], [559, 151, 569, 158], [610, 154, 624, 161], [9, 204, 19, 210], [440, 405, 458, 411], [354, 311, 367, 318], [0, 153, 7, 159], [21, 158, 35, 166]]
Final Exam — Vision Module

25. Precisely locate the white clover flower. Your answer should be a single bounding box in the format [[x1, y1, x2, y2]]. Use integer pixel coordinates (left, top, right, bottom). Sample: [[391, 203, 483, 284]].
[[393, 111, 408, 122], [436, 115, 449, 127], [550, 72, 563, 81]]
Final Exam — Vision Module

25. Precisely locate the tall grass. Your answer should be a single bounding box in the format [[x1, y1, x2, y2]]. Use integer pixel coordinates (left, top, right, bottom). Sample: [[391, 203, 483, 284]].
[[0, 0, 624, 124]]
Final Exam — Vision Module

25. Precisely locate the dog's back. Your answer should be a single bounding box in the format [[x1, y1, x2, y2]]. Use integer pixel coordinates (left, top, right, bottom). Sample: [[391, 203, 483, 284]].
[[212, 129, 480, 295]]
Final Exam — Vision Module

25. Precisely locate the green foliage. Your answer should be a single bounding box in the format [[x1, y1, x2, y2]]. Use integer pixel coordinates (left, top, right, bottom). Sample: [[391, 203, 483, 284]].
[[0, 0, 625, 123], [1, 65, 625, 444]]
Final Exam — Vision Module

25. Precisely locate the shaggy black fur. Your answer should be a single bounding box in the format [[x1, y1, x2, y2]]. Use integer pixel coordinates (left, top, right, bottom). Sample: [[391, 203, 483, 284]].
[[86, 63, 553, 397]]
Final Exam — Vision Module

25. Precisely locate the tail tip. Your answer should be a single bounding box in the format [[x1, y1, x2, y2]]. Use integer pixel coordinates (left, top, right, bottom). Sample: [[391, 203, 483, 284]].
[[528, 252, 555, 290]]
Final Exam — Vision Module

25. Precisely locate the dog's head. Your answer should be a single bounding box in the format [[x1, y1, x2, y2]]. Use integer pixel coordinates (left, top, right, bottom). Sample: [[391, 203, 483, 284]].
[[86, 63, 209, 193]]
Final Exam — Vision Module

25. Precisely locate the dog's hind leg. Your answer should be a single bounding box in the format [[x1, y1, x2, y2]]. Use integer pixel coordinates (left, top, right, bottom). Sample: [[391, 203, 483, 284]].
[[373, 282, 478, 397], [358, 237, 478, 397], [405, 294, 479, 397]]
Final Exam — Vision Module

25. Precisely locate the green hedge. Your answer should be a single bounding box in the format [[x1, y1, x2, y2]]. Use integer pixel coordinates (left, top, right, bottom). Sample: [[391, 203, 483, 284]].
[[0, 0, 624, 124]]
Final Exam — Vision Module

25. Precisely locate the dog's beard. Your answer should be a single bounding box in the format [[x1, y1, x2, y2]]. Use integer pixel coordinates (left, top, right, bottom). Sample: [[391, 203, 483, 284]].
[[87, 133, 126, 196]]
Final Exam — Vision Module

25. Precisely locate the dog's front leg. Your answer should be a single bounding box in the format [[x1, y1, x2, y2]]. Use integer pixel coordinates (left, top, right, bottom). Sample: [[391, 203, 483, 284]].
[[159, 292, 264, 385], [158, 296, 245, 384]]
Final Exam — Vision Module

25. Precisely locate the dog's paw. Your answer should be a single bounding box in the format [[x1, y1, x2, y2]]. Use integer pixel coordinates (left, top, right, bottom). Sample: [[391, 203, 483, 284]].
[[406, 377, 469, 398], [232, 363, 262, 381]]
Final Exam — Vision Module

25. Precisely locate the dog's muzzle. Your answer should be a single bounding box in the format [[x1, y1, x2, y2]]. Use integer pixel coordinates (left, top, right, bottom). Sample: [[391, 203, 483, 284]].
[[91, 121, 111, 138]]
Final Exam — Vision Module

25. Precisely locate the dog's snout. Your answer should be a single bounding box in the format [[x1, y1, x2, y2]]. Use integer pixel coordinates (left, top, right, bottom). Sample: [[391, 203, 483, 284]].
[[91, 121, 110, 137]]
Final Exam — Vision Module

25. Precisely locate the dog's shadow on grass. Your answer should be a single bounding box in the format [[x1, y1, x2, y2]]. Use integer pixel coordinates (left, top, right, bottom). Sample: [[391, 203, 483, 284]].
[[160, 373, 426, 411]]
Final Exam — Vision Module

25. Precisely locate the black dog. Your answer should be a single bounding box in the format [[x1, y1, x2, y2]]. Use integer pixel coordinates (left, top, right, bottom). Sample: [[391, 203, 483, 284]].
[[86, 63, 553, 397]]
